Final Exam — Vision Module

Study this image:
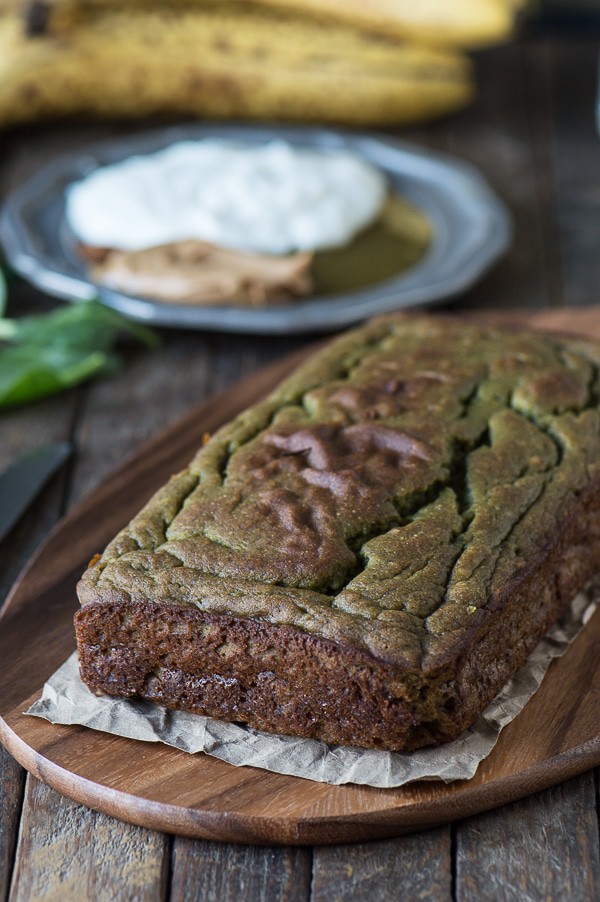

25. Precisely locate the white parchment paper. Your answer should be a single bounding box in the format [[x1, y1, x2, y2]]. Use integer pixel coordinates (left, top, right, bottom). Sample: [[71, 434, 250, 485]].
[[26, 587, 598, 788]]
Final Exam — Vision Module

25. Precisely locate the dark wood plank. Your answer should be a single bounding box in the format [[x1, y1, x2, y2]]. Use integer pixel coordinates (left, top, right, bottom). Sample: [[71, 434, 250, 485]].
[[546, 37, 600, 308], [596, 768, 600, 845], [0, 749, 24, 902], [170, 840, 311, 902], [8, 776, 169, 902], [311, 829, 452, 902], [0, 396, 76, 609], [455, 772, 600, 901], [513, 34, 564, 308], [0, 122, 172, 200], [420, 38, 561, 312]]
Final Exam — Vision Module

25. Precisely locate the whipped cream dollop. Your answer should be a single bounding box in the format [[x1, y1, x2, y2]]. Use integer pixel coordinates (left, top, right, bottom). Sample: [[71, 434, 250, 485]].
[[66, 139, 387, 256]]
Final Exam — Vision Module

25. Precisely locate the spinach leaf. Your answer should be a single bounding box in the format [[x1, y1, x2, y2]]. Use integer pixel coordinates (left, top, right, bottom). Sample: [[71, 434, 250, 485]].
[[0, 270, 6, 317], [0, 300, 158, 408]]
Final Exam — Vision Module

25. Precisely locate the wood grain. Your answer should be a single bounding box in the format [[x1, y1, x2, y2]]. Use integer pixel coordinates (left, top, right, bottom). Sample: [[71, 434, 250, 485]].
[[455, 772, 600, 902], [9, 776, 169, 902], [170, 841, 311, 902], [311, 828, 452, 901], [0, 397, 75, 615], [549, 38, 600, 308], [1, 308, 600, 846], [0, 748, 24, 902], [437, 38, 562, 313]]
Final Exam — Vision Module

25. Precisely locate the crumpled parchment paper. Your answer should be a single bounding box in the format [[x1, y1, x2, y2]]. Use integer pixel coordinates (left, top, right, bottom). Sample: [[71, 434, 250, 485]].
[[26, 587, 598, 788]]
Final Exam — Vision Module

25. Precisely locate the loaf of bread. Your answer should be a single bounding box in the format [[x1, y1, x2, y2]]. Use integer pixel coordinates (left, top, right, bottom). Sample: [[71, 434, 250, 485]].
[[75, 315, 600, 751]]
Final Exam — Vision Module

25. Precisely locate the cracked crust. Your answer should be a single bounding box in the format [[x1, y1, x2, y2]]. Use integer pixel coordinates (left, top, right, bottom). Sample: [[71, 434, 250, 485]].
[[76, 314, 600, 750]]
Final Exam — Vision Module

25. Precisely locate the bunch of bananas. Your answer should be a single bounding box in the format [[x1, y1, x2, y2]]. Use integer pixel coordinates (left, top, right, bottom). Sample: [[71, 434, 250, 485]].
[[0, 0, 526, 128]]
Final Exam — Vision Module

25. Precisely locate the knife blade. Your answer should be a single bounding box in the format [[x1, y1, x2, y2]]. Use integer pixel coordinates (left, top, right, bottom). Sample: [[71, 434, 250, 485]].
[[0, 441, 72, 544]]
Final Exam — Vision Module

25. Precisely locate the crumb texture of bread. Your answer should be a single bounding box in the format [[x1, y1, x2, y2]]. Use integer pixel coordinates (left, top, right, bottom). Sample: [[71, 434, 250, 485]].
[[76, 315, 600, 750]]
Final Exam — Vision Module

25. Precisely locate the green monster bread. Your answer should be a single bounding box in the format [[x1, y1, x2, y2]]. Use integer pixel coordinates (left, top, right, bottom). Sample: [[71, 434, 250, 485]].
[[76, 315, 600, 750]]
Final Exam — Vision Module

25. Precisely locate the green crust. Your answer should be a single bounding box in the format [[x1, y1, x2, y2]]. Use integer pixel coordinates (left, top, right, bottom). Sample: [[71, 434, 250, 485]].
[[78, 315, 600, 675]]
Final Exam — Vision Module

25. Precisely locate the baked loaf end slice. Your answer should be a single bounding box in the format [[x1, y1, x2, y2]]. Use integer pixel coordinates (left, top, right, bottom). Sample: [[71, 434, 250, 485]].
[[75, 315, 600, 751]]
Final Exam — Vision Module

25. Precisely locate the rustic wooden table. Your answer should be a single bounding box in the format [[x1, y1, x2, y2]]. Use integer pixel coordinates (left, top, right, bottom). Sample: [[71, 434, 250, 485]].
[[1, 24, 600, 902]]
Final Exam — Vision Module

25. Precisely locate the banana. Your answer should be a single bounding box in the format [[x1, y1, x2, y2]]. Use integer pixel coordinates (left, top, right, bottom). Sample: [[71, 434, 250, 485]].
[[0, 2, 474, 128], [231, 0, 517, 50], [35, 0, 520, 50]]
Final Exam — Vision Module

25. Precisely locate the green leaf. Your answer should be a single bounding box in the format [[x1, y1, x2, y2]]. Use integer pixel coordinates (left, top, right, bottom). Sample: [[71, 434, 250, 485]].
[[1, 299, 158, 351], [0, 300, 159, 408], [0, 269, 6, 318], [0, 347, 110, 407]]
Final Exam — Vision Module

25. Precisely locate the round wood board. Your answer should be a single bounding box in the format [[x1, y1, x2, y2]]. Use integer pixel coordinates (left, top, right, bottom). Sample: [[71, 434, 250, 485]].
[[1, 308, 600, 846]]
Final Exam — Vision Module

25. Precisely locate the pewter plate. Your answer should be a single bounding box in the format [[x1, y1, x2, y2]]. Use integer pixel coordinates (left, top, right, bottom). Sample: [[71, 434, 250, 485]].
[[0, 124, 512, 334]]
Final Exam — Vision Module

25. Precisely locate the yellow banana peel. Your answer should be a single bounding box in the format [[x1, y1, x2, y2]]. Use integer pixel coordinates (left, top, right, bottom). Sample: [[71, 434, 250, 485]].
[[0, 2, 475, 127], [235, 0, 517, 50], [36, 0, 521, 49]]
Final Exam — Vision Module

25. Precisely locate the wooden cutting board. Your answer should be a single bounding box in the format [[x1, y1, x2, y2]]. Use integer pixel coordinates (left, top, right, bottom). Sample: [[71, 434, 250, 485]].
[[1, 307, 600, 846]]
